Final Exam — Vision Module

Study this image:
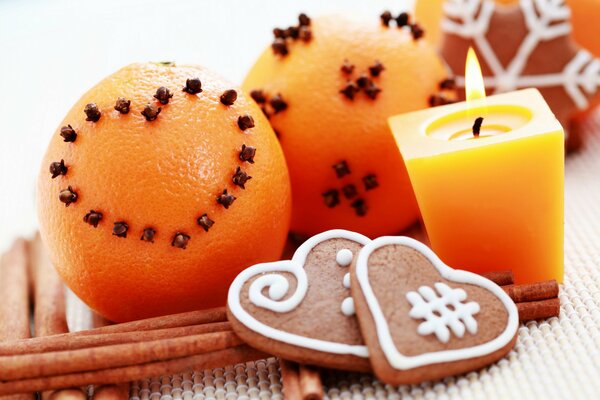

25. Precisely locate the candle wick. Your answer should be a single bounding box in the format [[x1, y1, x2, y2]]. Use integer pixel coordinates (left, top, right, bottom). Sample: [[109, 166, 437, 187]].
[[472, 116, 484, 137]]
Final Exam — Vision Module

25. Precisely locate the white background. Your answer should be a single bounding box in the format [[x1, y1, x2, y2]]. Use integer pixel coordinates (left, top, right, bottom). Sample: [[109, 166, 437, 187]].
[[0, 0, 414, 252]]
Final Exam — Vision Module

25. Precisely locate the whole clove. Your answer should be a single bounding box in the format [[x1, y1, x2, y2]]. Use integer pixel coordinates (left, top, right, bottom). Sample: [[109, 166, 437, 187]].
[[237, 115, 255, 131], [272, 38, 289, 56], [351, 199, 368, 216], [380, 11, 393, 27], [369, 61, 385, 77], [322, 189, 340, 208], [364, 83, 382, 100], [141, 104, 161, 121], [342, 184, 358, 199], [197, 214, 215, 232], [340, 82, 359, 100], [59, 186, 77, 207], [341, 59, 355, 75], [141, 227, 156, 243], [60, 125, 77, 143], [172, 232, 190, 249], [112, 222, 129, 238], [49, 160, 68, 179], [298, 13, 311, 26], [84, 103, 101, 122], [232, 167, 252, 189], [396, 12, 410, 27], [83, 210, 103, 228], [114, 97, 131, 114], [183, 78, 203, 95], [154, 87, 173, 105], [239, 144, 256, 163], [270, 94, 288, 113], [220, 89, 238, 106], [216, 189, 236, 209], [410, 23, 425, 40], [333, 161, 351, 178], [250, 90, 267, 104], [363, 174, 379, 190]]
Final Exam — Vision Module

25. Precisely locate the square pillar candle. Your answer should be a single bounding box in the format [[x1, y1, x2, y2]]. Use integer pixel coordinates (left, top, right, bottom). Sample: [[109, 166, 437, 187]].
[[389, 89, 564, 284]]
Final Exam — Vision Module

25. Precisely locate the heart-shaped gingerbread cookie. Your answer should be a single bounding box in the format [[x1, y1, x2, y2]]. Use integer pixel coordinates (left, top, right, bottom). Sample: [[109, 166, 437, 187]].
[[227, 230, 371, 371], [351, 236, 518, 384]]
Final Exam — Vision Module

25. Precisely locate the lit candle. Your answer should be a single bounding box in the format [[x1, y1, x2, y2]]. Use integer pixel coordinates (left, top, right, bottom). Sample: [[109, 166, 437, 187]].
[[389, 48, 564, 284]]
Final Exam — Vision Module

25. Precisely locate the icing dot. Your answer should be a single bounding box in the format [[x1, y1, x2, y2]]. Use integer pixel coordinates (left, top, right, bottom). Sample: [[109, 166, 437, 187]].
[[341, 297, 355, 316], [336, 249, 353, 267], [343, 273, 351, 289]]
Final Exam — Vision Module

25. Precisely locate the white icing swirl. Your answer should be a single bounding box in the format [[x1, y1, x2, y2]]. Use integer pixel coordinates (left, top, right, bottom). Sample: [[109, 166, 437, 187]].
[[227, 229, 372, 358], [248, 263, 308, 313]]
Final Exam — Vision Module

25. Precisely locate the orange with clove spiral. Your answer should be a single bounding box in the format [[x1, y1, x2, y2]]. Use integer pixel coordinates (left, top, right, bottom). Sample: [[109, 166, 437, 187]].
[[37, 62, 291, 322], [243, 14, 448, 237]]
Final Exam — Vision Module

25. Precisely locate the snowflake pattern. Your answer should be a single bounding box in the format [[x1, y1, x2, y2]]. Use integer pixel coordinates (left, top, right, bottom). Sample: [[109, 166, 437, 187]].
[[442, 0, 600, 109], [406, 282, 480, 343]]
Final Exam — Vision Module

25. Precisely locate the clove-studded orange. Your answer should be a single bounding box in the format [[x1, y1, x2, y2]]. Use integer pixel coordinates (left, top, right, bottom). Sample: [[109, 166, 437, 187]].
[[37, 62, 291, 322], [243, 14, 449, 237]]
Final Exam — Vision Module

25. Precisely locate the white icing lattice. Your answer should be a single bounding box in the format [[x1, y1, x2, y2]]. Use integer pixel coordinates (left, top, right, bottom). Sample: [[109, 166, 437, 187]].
[[406, 282, 480, 343], [442, 0, 600, 109]]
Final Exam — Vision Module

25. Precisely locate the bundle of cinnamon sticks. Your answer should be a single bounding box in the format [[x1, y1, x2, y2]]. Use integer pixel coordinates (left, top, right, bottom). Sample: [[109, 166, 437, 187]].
[[0, 237, 267, 397], [0, 235, 560, 399], [481, 270, 561, 322], [0, 309, 267, 395]]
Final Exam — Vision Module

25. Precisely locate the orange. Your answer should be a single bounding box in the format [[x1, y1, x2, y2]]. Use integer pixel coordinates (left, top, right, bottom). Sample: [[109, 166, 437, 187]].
[[243, 14, 448, 237], [415, 0, 445, 46], [417, 0, 599, 56], [37, 62, 291, 322], [569, 0, 600, 57]]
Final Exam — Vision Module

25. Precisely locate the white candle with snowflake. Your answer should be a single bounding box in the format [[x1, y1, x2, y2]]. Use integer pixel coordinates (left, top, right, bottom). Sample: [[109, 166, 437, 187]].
[[388, 49, 564, 284]]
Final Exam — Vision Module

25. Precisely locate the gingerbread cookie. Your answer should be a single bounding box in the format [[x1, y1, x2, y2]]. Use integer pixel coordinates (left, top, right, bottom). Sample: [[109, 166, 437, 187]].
[[227, 230, 371, 371], [439, 0, 600, 151], [351, 236, 518, 384]]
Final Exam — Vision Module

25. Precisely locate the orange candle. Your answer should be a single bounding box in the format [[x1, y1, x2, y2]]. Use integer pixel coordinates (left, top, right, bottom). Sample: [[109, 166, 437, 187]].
[[389, 50, 564, 284]]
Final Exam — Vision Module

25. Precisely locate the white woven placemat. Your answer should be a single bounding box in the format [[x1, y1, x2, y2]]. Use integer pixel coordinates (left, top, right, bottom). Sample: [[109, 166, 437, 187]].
[[67, 113, 600, 399]]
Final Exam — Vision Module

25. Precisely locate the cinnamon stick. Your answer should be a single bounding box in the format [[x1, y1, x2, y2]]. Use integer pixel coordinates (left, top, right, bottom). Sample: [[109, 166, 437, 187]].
[[298, 365, 323, 400], [89, 313, 120, 400], [0, 322, 232, 355], [502, 280, 559, 303], [0, 239, 35, 400], [279, 360, 301, 400], [0, 345, 268, 396], [0, 331, 243, 380], [30, 234, 81, 400], [517, 298, 560, 322], [73, 307, 227, 336], [0, 239, 32, 341], [480, 270, 514, 286], [31, 234, 69, 337]]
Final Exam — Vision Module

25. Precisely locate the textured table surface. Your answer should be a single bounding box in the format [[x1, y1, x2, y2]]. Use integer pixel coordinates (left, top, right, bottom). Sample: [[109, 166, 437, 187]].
[[65, 114, 600, 399]]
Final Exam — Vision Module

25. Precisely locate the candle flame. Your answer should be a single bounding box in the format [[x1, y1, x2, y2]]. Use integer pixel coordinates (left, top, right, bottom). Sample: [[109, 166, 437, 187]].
[[465, 47, 486, 103]]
